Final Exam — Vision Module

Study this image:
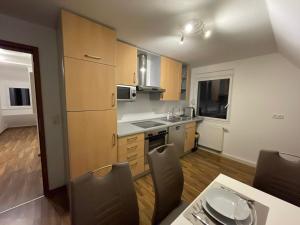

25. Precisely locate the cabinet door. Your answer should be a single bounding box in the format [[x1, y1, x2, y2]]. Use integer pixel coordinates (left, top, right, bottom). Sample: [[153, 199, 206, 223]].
[[67, 110, 117, 179], [160, 56, 182, 101], [116, 41, 137, 85], [185, 65, 191, 102], [64, 57, 116, 111], [61, 10, 116, 66], [184, 126, 196, 152]]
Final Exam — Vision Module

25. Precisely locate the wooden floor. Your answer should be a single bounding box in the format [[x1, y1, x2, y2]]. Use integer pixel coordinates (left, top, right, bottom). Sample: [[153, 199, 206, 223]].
[[0, 127, 43, 213], [0, 149, 255, 225]]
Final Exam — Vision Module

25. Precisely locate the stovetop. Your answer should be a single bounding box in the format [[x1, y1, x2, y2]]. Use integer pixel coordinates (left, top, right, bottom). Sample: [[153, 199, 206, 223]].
[[131, 120, 165, 129]]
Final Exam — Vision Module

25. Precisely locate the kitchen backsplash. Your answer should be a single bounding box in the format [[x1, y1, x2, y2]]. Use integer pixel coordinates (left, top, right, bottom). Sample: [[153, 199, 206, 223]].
[[117, 93, 187, 122]]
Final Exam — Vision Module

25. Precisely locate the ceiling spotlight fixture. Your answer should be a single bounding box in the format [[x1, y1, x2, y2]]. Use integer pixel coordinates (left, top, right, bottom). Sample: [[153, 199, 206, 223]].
[[179, 19, 212, 44], [179, 33, 184, 45], [184, 23, 194, 34], [204, 30, 212, 39]]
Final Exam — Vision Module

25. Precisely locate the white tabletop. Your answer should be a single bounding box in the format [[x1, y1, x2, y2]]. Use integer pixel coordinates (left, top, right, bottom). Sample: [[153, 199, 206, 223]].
[[172, 174, 300, 225]]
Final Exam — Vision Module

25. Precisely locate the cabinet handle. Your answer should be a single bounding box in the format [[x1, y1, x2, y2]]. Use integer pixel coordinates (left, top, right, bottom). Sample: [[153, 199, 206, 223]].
[[133, 72, 136, 84], [127, 136, 138, 143], [127, 145, 138, 152], [84, 54, 102, 60], [112, 133, 116, 146], [112, 93, 115, 107], [127, 153, 138, 160]]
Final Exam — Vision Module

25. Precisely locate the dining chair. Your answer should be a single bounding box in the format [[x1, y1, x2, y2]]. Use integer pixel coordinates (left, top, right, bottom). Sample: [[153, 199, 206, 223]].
[[253, 150, 300, 207], [70, 163, 139, 225], [148, 144, 188, 225]]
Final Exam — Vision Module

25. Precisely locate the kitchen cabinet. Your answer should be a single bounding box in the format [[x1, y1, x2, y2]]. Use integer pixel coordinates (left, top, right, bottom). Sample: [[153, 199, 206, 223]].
[[118, 133, 145, 176], [160, 56, 182, 101], [60, 10, 117, 180], [67, 110, 117, 179], [64, 57, 116, 111], [184, 122, 196, 152], [181, 64, 191, 101], [116, 41, 137, 85], [61, 10, 116, 66]]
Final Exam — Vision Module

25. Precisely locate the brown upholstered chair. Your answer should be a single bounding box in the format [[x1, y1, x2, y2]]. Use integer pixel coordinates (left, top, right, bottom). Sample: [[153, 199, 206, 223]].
[[253, 150, 300, 207], [148, 144, 188, 225], [70, 163, 139, 225]]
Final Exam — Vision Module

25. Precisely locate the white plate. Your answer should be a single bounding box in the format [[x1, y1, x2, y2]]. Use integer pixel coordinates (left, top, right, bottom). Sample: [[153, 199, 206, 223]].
[[201, 199, 253, 225], [205, 188, 250, 220]]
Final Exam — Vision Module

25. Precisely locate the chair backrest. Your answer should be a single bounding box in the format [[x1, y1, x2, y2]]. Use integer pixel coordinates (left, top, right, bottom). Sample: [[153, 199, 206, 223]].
[[148, 144, 184, 225], [253, 150, 300, 207], [70, 163, 139, 225]]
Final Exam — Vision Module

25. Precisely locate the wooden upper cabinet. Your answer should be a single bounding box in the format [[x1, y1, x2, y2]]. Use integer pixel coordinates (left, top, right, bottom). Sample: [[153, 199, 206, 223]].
[[116, 41, 137, 85], [64, 57, 116, 111], [67, 110, 117, 179], [160, 56, 182, 101], [61, 10, 116, 66]]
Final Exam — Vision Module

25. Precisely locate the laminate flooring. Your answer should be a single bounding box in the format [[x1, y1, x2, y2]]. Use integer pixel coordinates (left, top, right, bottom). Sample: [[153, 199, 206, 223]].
[[0, 127, 43, 213]]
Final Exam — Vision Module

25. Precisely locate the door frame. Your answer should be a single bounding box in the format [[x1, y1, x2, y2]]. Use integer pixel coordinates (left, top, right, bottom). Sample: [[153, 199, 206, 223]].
[[0, 39, 50, 196]]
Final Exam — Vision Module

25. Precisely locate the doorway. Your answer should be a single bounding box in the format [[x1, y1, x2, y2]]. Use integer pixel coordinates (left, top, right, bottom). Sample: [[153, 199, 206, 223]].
[[0, 40, 49, 213]]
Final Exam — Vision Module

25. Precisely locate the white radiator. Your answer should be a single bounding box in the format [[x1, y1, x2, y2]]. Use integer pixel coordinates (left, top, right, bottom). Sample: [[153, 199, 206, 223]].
[[198, 123, 224, 152]]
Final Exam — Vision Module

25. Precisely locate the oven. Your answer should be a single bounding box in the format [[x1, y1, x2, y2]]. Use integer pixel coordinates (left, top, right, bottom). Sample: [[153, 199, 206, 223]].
[[144, 128, 168, 165]]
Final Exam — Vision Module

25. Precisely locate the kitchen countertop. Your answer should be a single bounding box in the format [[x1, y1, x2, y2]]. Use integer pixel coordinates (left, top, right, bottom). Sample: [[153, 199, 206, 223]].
[[117, 116, 203, 137]]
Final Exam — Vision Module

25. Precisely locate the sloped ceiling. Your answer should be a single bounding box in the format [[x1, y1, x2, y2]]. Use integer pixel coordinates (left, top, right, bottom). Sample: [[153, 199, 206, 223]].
[[266, 0, 300, 68], [0, 0, 278, 67]]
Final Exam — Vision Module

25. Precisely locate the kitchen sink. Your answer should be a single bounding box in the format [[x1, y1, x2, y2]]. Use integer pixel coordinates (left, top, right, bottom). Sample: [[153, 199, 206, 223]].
[[160, 116, 192, 123]]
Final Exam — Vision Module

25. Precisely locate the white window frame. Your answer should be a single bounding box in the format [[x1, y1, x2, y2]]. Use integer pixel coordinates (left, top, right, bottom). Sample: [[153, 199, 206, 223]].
[[191, 70, 233, 122]]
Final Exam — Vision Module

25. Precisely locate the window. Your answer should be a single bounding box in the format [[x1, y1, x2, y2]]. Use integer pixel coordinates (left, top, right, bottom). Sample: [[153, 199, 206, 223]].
[[197, 78, 230, 120], [9, 88, 31, 106]]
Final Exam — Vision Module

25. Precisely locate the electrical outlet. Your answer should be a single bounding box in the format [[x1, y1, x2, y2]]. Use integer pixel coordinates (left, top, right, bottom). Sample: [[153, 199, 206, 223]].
[[272, 114, 285, 119]]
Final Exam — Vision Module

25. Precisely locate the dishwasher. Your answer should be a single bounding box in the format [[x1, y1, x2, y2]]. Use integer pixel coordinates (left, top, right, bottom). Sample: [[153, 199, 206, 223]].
[[168, 124, 185, 157]]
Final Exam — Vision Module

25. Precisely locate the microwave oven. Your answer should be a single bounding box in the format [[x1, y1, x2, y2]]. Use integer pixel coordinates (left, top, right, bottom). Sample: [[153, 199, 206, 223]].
[[117, 85, 137, 101]]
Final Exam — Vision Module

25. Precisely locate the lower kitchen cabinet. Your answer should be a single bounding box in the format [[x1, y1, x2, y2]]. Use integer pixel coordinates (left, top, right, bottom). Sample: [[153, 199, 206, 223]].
[[117, 133, 145, 176], [67, 110, 117, 179], [184, 122, 196, 152]]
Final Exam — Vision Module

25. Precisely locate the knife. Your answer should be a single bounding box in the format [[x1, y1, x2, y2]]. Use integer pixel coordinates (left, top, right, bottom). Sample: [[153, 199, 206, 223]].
[[191, 212, 209, 225]]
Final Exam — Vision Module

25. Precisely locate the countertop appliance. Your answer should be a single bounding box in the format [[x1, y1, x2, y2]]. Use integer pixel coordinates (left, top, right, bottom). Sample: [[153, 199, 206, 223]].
[[144, 127, 168, 165], [117, 85, 136, 101], [168, 124, 185, 157], [131, 121, 165, 129], [183, 107, 196, 118]]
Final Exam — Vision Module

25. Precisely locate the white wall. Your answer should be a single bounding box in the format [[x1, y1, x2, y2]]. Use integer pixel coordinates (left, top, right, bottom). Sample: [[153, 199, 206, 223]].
[[191, 53, 300, 165], [0, 102, 7, 133], [266, 0, 300, 68], [0, 13, 65, 189], [118, 93, 187, 122]]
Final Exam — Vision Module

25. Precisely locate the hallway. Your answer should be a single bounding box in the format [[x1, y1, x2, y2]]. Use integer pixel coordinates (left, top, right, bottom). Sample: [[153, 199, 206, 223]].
[[0, 126, 43, 212]]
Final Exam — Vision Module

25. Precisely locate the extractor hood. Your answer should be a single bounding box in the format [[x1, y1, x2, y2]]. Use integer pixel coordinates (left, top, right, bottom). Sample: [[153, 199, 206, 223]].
[[137, 52, 165, 93]]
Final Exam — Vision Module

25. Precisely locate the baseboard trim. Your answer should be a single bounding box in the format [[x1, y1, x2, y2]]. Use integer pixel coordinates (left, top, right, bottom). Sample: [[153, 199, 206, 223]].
[[198, 146, 256, 167], [47, 185, 67, 197]]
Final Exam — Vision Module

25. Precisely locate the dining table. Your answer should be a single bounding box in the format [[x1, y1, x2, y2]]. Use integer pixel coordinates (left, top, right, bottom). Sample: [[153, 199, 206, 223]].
[[172, 174, 300, 225]]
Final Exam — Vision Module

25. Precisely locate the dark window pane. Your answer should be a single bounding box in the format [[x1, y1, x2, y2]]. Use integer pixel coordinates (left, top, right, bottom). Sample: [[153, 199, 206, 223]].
[[9, 88, 31, 106], [197, 79, 230, 119]]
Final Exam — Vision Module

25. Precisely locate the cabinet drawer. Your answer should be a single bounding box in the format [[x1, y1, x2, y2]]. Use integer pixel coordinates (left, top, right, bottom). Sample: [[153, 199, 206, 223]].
[[118, 133, 144, 146], [129, 157, 145, 177], [185, 122, 196, 129], [118, 141, 144, 162]]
